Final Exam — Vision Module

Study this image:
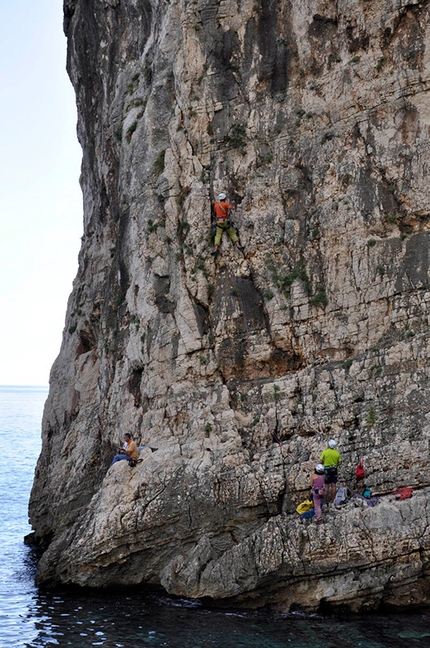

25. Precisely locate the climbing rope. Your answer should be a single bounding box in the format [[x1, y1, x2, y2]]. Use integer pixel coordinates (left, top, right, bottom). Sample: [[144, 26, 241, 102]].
[[208, 188, 284, 447], [221, 253, 284, 446]]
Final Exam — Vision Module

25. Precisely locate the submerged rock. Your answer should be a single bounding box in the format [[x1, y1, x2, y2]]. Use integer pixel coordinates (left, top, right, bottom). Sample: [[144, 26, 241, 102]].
[[29, 0, 430, 612]]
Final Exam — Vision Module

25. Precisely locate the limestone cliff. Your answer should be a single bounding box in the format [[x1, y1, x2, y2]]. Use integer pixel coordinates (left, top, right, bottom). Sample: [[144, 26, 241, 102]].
[[29, 0, 430, 611]]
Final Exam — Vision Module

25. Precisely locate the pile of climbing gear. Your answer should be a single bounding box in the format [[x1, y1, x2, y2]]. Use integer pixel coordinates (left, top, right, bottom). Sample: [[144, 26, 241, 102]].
[[296, 499, 315, 519]]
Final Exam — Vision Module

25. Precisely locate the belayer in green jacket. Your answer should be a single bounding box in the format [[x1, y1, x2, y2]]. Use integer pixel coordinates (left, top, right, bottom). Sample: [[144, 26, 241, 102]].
[[320, 439, 342, 504]]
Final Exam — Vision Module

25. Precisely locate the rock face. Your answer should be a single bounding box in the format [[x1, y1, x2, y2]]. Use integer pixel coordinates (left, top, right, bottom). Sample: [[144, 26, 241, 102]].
[[29, 0, 430, 611]]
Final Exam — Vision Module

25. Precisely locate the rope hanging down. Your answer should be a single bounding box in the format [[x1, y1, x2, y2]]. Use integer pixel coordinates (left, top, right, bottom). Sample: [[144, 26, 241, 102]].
[[221, 254, 283, 446]]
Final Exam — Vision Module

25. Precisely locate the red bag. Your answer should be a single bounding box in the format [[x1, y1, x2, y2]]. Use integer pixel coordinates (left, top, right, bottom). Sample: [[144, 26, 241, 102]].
[[393, 487, 413, 500], [355, 459, 365, 480]]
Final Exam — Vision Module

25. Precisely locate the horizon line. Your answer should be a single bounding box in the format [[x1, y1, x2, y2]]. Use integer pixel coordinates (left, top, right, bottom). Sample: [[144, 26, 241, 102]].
[[0, 384, 49, 389]]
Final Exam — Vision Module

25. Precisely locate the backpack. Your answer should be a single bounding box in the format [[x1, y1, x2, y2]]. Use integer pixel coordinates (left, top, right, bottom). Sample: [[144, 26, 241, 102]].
[[334, 486, 349, 506], [355, 459, 365, 480], [296, 499, 313, 515]]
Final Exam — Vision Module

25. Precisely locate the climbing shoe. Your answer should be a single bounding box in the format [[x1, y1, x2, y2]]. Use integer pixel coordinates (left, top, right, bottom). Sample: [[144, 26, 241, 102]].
[[211, 248, 219, 256], [236, 244, 244, 251]]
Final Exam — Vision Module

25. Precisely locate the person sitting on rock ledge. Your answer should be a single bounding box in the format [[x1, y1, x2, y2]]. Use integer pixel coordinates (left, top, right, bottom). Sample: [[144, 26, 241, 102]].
[[110, 433, 138, 467], [320, 439, 342, 505], [211, 192, 244, 256]]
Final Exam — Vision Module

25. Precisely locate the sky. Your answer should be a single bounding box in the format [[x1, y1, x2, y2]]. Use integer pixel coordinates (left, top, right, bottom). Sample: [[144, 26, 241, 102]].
[[0, 0, 83, 385]]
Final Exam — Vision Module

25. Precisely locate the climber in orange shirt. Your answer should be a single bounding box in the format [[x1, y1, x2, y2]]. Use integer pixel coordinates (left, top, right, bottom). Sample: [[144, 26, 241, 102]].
[[211, 193, 244, 256]]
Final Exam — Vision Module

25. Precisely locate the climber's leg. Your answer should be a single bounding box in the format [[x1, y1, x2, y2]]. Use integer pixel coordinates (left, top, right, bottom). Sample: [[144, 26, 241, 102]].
[[214, 225, 224, 247], [227, 226, 238, 243]]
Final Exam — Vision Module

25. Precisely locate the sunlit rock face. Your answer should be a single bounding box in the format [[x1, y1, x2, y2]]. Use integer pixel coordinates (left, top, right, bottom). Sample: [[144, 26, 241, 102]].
[[29, 0, 430, 611]]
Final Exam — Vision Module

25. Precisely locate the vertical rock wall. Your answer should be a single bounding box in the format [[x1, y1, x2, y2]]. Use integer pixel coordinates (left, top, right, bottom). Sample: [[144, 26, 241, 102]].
[[29, 0, 430, 611]]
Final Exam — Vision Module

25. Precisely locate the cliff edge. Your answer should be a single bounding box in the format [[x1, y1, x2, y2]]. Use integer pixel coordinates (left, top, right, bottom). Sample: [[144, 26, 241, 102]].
[[29, 0, 430, 611]]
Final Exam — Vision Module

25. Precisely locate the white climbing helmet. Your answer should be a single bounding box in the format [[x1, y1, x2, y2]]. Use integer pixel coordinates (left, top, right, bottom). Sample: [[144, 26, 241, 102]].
[[315, 463, 324, 474], [218, 192, 226, 200], [328, 439, 337, 448]]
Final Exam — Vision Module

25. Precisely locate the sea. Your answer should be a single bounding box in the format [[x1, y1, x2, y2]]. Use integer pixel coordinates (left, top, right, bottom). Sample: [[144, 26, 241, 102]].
[[0, 385, 429, 647]]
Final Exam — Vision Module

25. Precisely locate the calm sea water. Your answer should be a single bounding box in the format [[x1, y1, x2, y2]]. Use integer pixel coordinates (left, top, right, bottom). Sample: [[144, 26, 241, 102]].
[[0, 386, 429, 647]]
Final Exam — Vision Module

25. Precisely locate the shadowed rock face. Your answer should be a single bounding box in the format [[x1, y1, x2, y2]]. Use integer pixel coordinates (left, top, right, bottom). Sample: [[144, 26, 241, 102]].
[[28, 0, 430, 611]]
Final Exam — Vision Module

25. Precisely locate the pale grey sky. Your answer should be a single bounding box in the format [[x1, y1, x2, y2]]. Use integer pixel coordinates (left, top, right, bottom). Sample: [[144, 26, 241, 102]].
[[0, 0, 82, 385]]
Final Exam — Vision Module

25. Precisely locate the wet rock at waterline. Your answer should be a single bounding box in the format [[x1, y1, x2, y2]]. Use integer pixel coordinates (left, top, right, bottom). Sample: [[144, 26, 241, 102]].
[[29, 0, 430, 612]]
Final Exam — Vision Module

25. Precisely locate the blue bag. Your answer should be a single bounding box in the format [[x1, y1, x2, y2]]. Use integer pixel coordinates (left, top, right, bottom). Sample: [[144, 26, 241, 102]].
[[300, 508, 315, 519]]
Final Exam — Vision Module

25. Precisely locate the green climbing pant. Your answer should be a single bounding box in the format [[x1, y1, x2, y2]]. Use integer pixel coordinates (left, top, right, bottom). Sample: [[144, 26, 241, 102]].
[[214, 220, 238, 247]]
